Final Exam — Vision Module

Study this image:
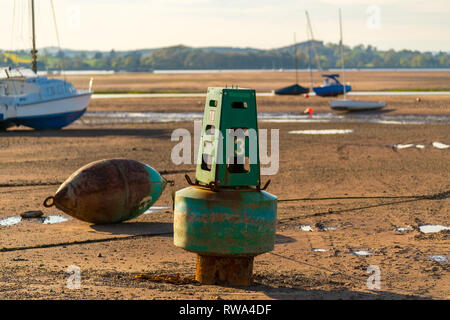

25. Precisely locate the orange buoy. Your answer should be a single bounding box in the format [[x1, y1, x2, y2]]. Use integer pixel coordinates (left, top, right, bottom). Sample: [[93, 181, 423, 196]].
[[304, 107, 314, 115]]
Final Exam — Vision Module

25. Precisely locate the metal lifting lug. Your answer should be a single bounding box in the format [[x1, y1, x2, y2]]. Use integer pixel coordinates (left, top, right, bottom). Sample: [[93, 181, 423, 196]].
[[257, 179, 271, 191]]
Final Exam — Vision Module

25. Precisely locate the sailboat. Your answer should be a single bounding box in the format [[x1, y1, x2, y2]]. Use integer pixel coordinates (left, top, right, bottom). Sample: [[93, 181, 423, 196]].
[[274, 33, 309, 95], [330, 9, 385, 111], [305, 10, 351, 97], [0, 0, 92, 130]]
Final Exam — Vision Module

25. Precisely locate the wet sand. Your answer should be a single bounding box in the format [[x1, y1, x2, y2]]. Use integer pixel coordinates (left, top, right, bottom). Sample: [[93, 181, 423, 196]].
[[60, 70, 450, 93], [0, 71, 449, 300], [87, 94, 450, 115]]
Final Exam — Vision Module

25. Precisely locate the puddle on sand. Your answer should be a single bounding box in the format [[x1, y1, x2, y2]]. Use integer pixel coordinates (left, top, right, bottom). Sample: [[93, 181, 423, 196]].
[[429, 255, 448, 263], [312, 248, 329, 252], [393, 143, 426, 150], [432, 142, 450, 149], [395, 226, 413, 232], [0, 216, 22, 226], [318, 225, 339, 231], [351, 250, 373, 256], [289, 129, 354, 135], [419, 224, 450, 234], [299, 225, 314, 232], [79, 111, 450, 126], [393, 144, 415, 149], [144, 206, 171, 214], [38, 216, 69, 225]]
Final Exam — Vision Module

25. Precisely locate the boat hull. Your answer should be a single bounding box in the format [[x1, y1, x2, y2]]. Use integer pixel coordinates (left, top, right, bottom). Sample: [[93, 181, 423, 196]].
[[15, 108, 87, 130], [1, 93, 91, 130], [275, 84, 309, 95], [313, 85, 352, 97], [330, 99, 386, 111]]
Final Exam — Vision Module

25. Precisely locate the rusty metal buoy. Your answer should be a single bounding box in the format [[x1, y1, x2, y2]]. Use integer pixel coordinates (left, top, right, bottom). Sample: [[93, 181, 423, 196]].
[[173, 87, 277, 286], [44, 159, 167, 224]]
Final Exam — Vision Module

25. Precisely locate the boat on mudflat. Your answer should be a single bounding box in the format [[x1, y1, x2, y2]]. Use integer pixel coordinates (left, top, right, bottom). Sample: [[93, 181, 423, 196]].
[[275, 83, 309, 95], [330, 99, 386, 111], [0, 68, 92, 130], [0, 0, 92, 131], [274, 33, 310, 96], [313, 74, 352, 97], [329, 9, 385, 112]]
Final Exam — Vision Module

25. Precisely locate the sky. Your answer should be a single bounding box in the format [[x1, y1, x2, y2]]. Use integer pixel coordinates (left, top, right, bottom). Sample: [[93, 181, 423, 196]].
[[1, 0, 449, 52]]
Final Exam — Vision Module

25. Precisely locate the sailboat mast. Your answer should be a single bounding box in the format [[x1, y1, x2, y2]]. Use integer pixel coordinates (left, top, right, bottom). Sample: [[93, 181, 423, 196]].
[[306, 18, 313, 91], [30, 0, 38, 73], [339, 9, 346, 98], [294, 32, 298, 84]]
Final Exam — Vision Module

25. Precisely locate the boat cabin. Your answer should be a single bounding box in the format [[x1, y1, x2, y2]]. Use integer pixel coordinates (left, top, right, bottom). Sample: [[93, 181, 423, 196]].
[[320, 74, 342, 87], [0, 68, 77, 105]]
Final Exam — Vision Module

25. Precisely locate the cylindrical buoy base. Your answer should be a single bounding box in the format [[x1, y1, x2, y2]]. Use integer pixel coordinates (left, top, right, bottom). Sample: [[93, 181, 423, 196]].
[[195, 254, 254, 286]]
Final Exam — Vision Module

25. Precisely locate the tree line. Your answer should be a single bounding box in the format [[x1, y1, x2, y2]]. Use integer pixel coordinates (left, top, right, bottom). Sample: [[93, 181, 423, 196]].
[[1, 41, 449, 71]]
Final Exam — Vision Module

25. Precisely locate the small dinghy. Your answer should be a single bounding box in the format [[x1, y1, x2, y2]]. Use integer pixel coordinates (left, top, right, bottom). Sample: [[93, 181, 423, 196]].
[[275, 83, 309, 95], [330, 99, 386, 111], [330, 10, 384, 112]]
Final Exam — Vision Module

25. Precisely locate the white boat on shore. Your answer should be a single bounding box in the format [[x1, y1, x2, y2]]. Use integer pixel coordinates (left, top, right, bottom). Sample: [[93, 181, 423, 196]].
[[330, 9, 386, 112], [330, 99, 386, 111], [0, 0, 92, 130], [0, 68, 92, 130]]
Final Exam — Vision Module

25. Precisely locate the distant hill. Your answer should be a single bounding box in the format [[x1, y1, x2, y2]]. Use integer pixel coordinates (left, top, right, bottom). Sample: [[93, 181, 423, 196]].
[[1, 41, 449, 71]]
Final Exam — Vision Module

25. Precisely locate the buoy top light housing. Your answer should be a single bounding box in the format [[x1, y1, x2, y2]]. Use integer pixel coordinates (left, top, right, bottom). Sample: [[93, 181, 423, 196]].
[[195, 87, 260, 189]]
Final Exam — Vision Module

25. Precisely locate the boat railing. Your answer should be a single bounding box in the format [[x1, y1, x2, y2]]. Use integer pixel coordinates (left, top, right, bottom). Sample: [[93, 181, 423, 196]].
[[0, 67, 37, 80]]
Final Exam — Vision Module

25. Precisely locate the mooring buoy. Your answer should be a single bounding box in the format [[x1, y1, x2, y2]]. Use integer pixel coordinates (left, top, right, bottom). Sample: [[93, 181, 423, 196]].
[[174, 87, 277, 286]]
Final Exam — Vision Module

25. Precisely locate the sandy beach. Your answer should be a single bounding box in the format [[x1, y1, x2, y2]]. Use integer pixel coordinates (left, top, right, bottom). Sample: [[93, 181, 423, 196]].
[[0, 71, 449, 300]]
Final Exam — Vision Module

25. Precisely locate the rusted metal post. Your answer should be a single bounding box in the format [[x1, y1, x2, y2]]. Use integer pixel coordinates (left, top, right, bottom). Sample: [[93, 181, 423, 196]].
[[196, 255, 254, 286]]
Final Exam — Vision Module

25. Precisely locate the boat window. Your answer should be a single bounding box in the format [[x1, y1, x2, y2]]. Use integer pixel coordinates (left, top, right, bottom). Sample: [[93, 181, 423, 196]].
[[46, 87, 56, 96], [0, 69, 7, 79]]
